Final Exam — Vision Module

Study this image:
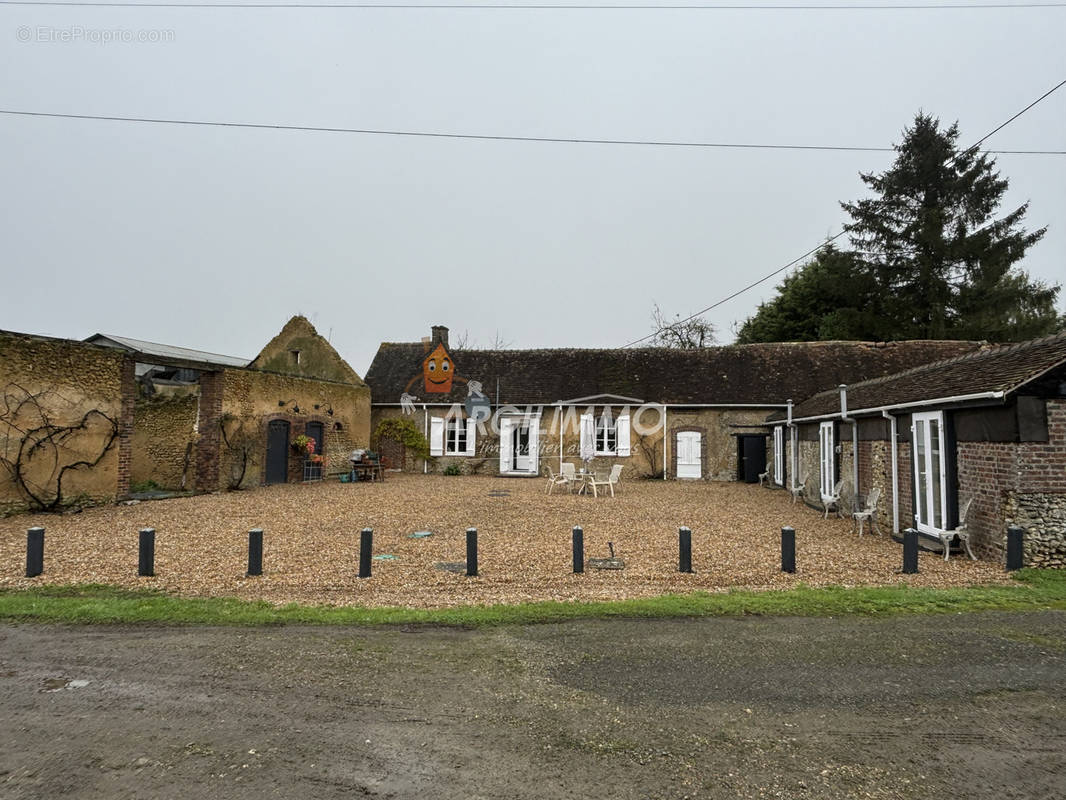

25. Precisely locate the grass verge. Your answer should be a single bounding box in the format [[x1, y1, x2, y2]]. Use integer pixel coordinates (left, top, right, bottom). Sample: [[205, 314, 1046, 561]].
[[0, 570, 1063, 627]]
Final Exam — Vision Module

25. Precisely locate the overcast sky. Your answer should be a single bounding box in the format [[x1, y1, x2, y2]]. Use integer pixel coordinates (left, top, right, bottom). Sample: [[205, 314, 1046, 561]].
[[2, 1, 1064, 377]]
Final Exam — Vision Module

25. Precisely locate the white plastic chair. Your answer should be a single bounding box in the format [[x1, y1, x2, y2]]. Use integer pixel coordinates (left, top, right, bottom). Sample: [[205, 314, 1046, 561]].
[[852, 487, 882, 536], [587, 464, 623, 498], [938, 496, 976, 561], [547, 462, 576, 494]]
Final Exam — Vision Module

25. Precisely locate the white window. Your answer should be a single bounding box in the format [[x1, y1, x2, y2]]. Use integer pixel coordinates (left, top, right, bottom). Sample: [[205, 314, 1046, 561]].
[[582, 410, 632, 457], [819, 421, 836, 499], [912, 411, 948, 534], [773, 426, 784, 486], [430, 415, 475, 457]]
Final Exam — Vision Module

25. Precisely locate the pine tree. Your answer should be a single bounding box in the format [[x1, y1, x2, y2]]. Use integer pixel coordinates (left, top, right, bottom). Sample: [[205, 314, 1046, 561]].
[[841, 113, 1056, 341]]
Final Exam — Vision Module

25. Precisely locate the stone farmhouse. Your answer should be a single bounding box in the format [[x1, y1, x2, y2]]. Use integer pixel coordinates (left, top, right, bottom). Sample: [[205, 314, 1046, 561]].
[[2, 318, 1063, 567]]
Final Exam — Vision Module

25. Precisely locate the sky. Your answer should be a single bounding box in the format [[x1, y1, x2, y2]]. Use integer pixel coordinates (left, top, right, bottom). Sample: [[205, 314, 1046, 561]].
[[1, 1, 1064, 377]]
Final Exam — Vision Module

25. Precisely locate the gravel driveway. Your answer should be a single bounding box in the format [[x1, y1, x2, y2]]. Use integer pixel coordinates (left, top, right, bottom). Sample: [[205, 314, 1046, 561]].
[[0, 475, 1008, 608]]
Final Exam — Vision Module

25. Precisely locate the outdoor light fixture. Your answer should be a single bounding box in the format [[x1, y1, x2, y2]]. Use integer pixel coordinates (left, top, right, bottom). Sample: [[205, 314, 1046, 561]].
[[278, 399, 300, 413]]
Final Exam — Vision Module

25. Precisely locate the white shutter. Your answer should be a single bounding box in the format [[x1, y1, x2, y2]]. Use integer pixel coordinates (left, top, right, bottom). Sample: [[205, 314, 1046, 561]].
[[465, 418, 476, 456], [528, 416, 540, 471], [616, 414, 631, 457], [499, 417, 514, 472], [429, 416, 444, 457]]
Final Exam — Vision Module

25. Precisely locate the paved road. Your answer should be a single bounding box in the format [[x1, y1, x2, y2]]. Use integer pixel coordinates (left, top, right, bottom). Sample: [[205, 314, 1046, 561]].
[[1, 611, 1064, 799]]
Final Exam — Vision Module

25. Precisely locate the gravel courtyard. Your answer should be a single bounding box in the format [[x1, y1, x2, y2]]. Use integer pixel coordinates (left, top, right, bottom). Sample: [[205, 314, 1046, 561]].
[[0, 474, 1009, 608]]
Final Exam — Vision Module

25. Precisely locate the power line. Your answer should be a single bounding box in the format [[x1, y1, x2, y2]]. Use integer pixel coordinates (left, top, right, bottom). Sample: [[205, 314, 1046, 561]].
[[2, 1, 1065, 7], [620, 77, 1066, 349], [1, 109, 1063, 155]]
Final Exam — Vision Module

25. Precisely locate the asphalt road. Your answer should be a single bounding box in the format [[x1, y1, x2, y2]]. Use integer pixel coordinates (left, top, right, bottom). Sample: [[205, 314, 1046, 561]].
[[1, 611, 1064, 799]]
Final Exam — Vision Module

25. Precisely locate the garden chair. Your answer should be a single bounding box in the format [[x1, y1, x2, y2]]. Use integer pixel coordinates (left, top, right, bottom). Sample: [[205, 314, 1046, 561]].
[[587, 464, 623, 498], [546, 464, 575, 495], [852, 487, 882, 537], [790, 471, 809, 505], [758, 465, 772, 487], [822, 479, 845, 519], [938, 496, 976, 562]]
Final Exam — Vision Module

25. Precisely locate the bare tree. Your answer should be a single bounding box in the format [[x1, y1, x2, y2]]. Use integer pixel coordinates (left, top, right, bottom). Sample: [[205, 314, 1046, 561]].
[[488, 330, 513, 351], [650, 303, 716, 349], [453, 329, 471, 350]]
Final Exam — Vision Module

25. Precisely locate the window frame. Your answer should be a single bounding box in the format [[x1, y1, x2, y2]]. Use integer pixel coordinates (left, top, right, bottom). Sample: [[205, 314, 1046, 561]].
[[595, 413, 617, 456], [445, 417, 468, 456], [819, 421, 835, 499], [912, 410, 949, 534]]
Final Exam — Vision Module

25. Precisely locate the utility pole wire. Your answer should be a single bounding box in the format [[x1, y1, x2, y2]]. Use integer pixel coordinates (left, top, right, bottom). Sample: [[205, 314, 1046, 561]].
[[619, 77, 1066, 349], [0, 109, 1062, 155]]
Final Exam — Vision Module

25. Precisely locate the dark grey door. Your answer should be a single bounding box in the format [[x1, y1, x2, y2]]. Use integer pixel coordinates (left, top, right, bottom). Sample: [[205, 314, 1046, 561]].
[[305, 422, 324, 455], [738, 435, 767, 483], [266, 420, 290, 484]]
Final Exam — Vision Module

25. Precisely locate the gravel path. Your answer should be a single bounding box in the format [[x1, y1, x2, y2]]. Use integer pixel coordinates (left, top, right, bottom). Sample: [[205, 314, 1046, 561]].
[[0, 475, 1009, 608]]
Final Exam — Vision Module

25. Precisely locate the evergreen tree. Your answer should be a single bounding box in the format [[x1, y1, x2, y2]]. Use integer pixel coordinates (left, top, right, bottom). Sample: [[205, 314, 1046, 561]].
[[842, 113, 1056, 341], [737, 113, 1059, 343]]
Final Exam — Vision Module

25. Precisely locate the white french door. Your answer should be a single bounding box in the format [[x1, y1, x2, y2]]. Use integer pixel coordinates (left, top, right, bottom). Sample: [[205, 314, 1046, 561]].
[[819, 421, 835, 499], [676, 432, 701, 479], [912, 411, 948, 534]]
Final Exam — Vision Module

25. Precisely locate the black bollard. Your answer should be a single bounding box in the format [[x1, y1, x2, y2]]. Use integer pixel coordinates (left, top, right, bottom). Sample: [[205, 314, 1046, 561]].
[[572, 526, 584, 574], [902, 528, 919, 574], [466, 527, 478, 577], [781, 526, 796, 574], [138, 528, 155, 577], [679, 526, 693, 574], [1006, 526, 1024, 571], [247, 528, 264, 576], [26, 527, 44, 578], [359, 528, 373, 578]]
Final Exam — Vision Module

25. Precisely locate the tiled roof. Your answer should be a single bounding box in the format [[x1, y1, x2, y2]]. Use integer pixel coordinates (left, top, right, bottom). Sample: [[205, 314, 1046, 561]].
[[788, 332, 1066, 420], [365, 339, 983, 407]]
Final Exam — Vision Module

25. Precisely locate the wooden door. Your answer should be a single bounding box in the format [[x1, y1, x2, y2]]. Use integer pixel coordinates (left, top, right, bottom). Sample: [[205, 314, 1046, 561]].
[[266, 420, 290, 484]]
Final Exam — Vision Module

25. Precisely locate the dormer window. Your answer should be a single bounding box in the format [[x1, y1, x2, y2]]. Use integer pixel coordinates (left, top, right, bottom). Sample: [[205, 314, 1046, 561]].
[[290, 350, 301, 365]]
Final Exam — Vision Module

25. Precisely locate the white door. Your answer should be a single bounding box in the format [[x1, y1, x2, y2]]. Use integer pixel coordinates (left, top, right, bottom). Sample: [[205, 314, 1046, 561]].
[[513, 422, 531, 472], [773, 426, 784, 486], [819, 421, 835, 499], [912, 411, 947, 534], [676, 431, 701, 479]]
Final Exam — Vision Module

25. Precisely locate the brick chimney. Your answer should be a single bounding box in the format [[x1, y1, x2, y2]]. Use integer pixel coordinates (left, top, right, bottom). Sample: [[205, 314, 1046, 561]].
[[431, 325, 449, 349]]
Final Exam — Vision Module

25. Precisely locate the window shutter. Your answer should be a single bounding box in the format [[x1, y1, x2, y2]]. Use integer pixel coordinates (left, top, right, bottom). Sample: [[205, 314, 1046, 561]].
[[465, 418, 477, 457], [528, 416, 540, 469], [429, 416, 444, 457], [580, 413, 592, 455], [616, 414, 631, 456]]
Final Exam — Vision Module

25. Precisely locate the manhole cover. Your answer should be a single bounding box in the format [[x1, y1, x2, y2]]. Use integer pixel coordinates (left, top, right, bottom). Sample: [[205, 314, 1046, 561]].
[[435, 562, 467, 574]]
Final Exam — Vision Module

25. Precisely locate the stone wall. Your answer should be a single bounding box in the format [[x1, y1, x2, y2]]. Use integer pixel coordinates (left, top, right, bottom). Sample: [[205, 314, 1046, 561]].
[[371, 405, 775, 482], [219, 369, 371, 490], [130, 392, 198, 490], [0, 332, 132, 513]]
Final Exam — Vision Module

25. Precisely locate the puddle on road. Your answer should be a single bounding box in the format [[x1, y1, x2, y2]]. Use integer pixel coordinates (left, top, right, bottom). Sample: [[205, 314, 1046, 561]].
[[40, 677, 90, 692]]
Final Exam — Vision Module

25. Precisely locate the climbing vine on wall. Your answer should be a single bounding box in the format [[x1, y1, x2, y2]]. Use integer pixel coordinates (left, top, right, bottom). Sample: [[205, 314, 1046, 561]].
[[0, 383, 120, 511], [219, 412, 257, 491], [372, 417, 431, 461]]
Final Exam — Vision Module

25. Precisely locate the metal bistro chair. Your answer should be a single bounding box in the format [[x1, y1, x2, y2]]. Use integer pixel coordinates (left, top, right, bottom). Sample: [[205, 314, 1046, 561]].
[[790, 471, 809, 505], [822, 479, 845, 519], [852, 487, 882, 537], [758, 464, 773, 487], [938, 496, 977, 562]]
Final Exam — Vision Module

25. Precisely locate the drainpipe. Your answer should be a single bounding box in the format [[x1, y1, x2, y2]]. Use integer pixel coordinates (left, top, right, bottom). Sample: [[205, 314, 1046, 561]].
[[786, 399, 798, 492], [839, 385, 859, 501], [882, 410, 899, 533], [422, 404, 428, 474], [662, 404, 668, 480]]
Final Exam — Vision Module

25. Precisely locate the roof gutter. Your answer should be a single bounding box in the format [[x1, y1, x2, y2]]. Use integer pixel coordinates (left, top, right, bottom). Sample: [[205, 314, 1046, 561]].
[[790, 390, 1006, 425]]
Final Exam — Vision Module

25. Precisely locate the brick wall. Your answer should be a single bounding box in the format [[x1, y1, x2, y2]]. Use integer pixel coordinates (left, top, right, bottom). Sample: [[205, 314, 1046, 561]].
[[194, 371, 224, 492]]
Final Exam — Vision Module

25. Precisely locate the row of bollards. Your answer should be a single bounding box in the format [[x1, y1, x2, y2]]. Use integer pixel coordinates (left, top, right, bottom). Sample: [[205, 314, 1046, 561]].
[[22, 524, 1028, 579]]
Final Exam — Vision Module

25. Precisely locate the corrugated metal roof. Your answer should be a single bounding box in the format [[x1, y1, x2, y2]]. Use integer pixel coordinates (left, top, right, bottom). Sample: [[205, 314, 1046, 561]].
[[86, 334, 251, 368]]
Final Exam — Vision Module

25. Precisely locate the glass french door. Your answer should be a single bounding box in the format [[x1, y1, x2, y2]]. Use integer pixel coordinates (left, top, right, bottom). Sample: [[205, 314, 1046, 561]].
[[819, 421, 835, 499], [773, 426, 784, 486], [912, 411, 947, 533]]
